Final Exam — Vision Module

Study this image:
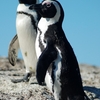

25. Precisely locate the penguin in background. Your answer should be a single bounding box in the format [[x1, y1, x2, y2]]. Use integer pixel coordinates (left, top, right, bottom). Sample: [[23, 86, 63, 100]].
[[29, 0, 90, 100], [8, 0, 40, 83]]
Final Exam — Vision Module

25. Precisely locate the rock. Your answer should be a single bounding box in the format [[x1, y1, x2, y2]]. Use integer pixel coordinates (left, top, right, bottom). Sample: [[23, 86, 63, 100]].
[[0, 57, 100, 100]]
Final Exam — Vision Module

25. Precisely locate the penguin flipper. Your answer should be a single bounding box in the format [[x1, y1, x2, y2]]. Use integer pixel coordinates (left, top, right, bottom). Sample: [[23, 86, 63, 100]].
[[36, 40, 57, 85], [8, 34, 19, 66]]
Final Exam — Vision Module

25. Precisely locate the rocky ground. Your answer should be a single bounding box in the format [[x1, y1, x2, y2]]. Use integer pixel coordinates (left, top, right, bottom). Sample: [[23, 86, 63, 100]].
[[0, 57, 100, 100]]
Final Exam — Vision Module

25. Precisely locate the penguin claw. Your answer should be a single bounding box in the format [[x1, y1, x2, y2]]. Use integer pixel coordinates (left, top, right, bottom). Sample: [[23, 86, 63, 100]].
[[11, 73, 31, 83]]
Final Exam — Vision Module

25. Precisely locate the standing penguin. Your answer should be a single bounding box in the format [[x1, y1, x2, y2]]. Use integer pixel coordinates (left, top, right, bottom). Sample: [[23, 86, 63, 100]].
[[8, 0, 40, 83], [29, 0, 90, 100]]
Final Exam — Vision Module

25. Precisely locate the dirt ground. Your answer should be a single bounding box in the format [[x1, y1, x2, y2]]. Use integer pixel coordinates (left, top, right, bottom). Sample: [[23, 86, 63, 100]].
[[0, 57, 100, 100]]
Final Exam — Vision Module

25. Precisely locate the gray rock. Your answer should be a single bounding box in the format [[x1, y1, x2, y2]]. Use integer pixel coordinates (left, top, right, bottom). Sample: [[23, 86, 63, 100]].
[[0, 57, 100, 100]]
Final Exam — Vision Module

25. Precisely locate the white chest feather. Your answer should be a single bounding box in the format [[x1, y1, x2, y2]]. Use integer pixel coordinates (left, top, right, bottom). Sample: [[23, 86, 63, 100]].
[[35, 18, 49, 58], [53, 48, 62, 100], [16, 4, 38, 73], [36, 18, 56, 58]]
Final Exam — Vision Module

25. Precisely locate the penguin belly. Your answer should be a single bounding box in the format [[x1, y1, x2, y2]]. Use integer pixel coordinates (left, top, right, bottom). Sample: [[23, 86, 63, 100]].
[[45, 48, 62, 100], [16, 14, 37, 73]]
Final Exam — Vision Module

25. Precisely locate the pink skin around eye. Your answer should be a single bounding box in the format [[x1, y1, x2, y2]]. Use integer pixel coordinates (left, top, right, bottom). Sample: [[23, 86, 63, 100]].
[[46, 2, 51, 7], [42, 1, 51, 7]]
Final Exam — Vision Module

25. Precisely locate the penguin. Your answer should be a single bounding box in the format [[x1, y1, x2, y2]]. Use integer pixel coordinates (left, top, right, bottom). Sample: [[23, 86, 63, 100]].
[[8, 0, 40, 83], [29, 0, 90, 100]]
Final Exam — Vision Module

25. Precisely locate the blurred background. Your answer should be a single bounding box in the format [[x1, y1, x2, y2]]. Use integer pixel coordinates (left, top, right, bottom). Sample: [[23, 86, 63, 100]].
[[0, 0, 100, 67]]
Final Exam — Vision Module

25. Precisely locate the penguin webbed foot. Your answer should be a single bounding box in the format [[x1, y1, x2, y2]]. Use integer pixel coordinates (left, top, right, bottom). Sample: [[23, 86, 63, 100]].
[[11, 73, 31, 83]]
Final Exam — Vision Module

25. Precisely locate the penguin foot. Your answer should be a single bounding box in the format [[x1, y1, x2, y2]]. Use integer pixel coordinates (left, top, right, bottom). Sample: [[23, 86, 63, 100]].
[[11, 73, 31, 83]]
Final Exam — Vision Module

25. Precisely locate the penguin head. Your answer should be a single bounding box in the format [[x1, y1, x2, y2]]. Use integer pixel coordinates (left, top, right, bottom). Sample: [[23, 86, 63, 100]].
[[18, 0, 39, 5], [29, 0, 64, 24]]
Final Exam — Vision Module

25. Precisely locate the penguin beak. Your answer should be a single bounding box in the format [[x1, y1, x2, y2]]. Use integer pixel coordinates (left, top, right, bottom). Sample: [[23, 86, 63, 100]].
[[29, 3, 52, 18], [29, 4, 43, 16], [29, 4, 41, 10]]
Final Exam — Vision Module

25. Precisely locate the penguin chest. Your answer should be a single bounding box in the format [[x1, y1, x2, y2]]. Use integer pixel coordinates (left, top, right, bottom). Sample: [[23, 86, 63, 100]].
[[35, 21, 48, 58], [16, 15, 37, 72]]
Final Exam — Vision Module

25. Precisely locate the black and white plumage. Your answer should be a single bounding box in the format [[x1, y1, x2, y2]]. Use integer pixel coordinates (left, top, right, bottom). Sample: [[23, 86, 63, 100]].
[[8, 0, 40, 83], [29, 0, 90, 100]]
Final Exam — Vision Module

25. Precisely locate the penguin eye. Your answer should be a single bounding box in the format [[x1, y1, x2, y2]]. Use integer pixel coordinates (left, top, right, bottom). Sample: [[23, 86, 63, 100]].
[[46, 2, 51, 8]]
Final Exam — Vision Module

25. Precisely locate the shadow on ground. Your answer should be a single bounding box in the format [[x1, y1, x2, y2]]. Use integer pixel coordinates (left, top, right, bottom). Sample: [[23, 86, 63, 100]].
[[84, 86, 100, 99]]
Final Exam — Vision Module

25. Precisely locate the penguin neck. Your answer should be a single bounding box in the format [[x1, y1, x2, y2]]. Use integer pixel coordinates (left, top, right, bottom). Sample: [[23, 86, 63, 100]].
[[17, 4, 39, 29], [17, 4, 36, 15], [39, 17, 58, 27]]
